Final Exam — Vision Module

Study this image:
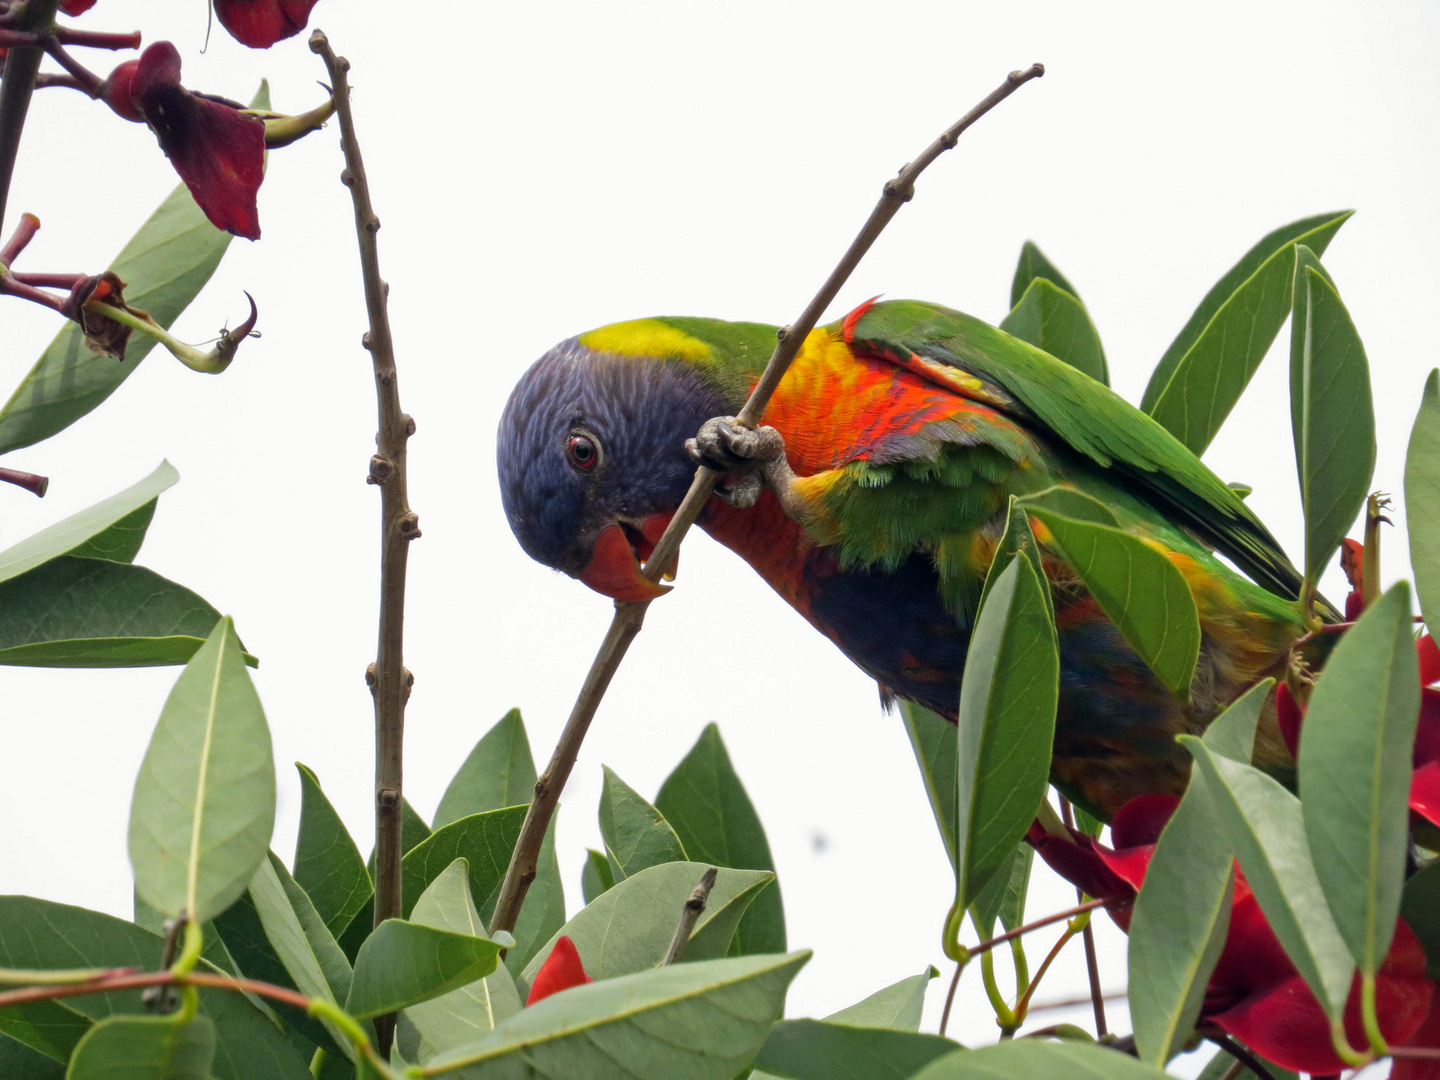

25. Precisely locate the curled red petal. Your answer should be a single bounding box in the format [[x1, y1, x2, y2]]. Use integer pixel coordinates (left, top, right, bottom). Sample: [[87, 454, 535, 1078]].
[[1277, 681, 1304, 760], [1024, 820, 1135, 926], [1109, 794, 1179, 849], [1340, 538, 1365, 591], [59, 0, 97, 15], [526, 935, 592, 1006], [213, 0, 319, 49]]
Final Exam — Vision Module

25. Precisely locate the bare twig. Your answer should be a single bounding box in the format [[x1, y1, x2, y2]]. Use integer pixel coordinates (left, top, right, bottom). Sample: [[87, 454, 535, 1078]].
[[0, 0, 59, 233], [1012, 924, 1079, 1019], [310, 29, 417, 1054], [489, 61, 1045, 937], [1024, 989, 1128, 1013], [939, 961, 963, 1037], [662, 867, 717, 965], [969, 896, 1109, 959], [1060, 797, 1108, 1038]]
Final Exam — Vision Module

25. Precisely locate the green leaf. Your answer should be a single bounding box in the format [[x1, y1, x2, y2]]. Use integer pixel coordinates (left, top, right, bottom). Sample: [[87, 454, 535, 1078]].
[[1179, 737, 1354, 1018], [346, 919, 506, 1020], [269, 854, 353, 1004], [1017, 485, 1118, 528], [1289, 249, 1375, 591], [656, 724, 785, 955], [506, 812, 565, 978], [0, 461, 177, 585], [433, 709, 536, 828], [978, 496, 1057, 628], [0, 896, 311, 1079], [1142, 211, 1352, 454], [581, 848, 615, 904], [825, 968, 938, 1031], [65, 500, 157, 563], [912, 1039, 1172, 1079], [1028, 507, 1201, 698], [600, 765, 687, 879], [425, 952, 808, 1080], [400, 860, 523, 1061], [1010, 240, 1081, 308], [1405, 369, 1440, 632], [294, 764, 372, 941], [1001, 278, 1108, 385], [66, 1014, 216, 1080], [0, 999, 90, 1062], [1400, 861, 1440, 979], [0, 556, 226, 668], [955, 556, 1058, 909], [898, 701, 957, 867], [400, 806, 528, 920], [518, 863, 774, 992], [751, 1020, 959, 1080], [129, 617, 275, 922], [1202, 678, 1272, 763], [1196, 1050, 1299, 1080], [969, 844, 1033, 939], [0, 1031, 66, 1080], [1299, 582, 1418, 976]]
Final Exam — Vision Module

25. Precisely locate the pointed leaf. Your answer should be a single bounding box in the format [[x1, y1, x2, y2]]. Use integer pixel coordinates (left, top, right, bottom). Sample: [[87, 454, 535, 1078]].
[[978, 496, 1057, 627], [66, 501, 157, 563], [1029, 507, 1201, 698], [1406, 369, 1440, 632], [1203, 678, 1272, 763], [581, 848, 615, 904], [1001, 277, 1108, 385], [1300, 582, 1419, 975], [425, 952, 808, 1080], [346, 919, 505, 1020], [656, 724, 785, 955], [969, 843, 1034, 939], [751, 1020, 959, 1080], [899, 701, 957, 867], [0, 999, 90, 1062], [825, 967, 938, 1031], [1010, 240, 1081, 307], [129, 617, 275, 922], [1289, 249, 1375, 589], [1017, 485, 1118, 528], [955, 556, 1058, 909], [600, 765, 687, 879], [912, 1039, 1172, 1079], [1179, 737, 1354, 1018], [399, 805, 528, 919], [1142, 211, 1352, 453], [434, 709, 537, 828], [270, 854, 352, 1004], [293, 764, 372, 940], [66, 1014, 215, 1080]]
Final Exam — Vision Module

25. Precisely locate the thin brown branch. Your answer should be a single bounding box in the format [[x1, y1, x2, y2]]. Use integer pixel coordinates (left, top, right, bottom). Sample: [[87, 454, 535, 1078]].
[[0, 969, 311, 1012], [42, 38, 103, 97], [939, 961, 963, 1037], [488, 61, 1045, 938], [1392, 1047, 1440, 1061], [662, 867, 717, 965], [310, 29, 416, 1056], [968, 896, 1109, 959], [1013, 924, 1078, 1019], [1061, 796, 1107, 1038], [1200, 1031, 1280, 1080]]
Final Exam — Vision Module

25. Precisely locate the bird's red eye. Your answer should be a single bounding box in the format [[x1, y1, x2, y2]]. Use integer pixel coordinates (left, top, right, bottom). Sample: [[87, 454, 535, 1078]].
[[566, 433, 599, 471]]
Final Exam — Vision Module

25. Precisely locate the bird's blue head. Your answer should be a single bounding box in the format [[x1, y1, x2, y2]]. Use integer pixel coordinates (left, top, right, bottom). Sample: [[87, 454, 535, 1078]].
[[497, 336, 726, 600]]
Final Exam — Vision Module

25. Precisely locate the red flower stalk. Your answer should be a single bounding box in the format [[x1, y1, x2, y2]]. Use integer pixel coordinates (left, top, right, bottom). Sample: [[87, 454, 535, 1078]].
[[213, 0, 319, 49], [526, 936, 592, 1006]]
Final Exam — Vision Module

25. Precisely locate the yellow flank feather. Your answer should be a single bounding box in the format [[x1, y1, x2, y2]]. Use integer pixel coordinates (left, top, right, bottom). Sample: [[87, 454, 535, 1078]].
[[578, 319, 711, 362]]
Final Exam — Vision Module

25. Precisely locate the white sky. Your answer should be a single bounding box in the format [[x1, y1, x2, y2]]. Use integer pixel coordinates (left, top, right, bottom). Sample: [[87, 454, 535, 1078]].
[[3, 0, 1438, 1068]]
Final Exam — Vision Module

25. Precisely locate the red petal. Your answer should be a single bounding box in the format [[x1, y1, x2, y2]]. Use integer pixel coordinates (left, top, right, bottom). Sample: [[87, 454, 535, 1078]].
[[1393, 997, 1440, 1080], [59, 0, 97, 14], [1346, 589, 1367, 621], [1109, 794, 1179, 849], [1418, 690, 1440, 771], [1024, 823, 1135, 919], [1341, 538, 1365, 591], [100, 59, 143, 123], [1419, 636, 1440, 687], [1412, 762, 1440, 827], [1277, 681, 1304, 760], [526, 936, 593, 1006], [213, 0, 319, 49]]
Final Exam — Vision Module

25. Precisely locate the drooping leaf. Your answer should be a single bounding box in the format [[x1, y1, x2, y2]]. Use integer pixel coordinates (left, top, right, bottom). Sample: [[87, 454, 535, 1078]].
[[898, 701, 957, 867], [1405, 369, 1440, 632], [1289, 248, 1375, 592], [600, 765, 687, 879], [1142, 211, 1352, 454], [751, 1020, 959, 1080], [433, 709, 536, 828], [129, 617, 275, 922], [912, 1039, 1172, 1079], [970, 843, 1034, 939], [0, 998, 90, 1063], [825, 968, 938, 1031], [1400, 861, 1440, 979], [581, 848, 615, 904], [293, 764, 372, 940], [1299, 583, 1418, 976], [346, 919, 506, 1020], [66, 1014, 215, 1080], [1179, 737, 1354, 1018], [505, 811, 565, 978], [399, 805, 528, 919], [1001, 277, 1108, 385], [955, 556, 1058, 910], [1028, 507, 1201, 698], [656, 724, 785, 955], [1009, 240, 1082, 307], [423, 952, 808, 1080]]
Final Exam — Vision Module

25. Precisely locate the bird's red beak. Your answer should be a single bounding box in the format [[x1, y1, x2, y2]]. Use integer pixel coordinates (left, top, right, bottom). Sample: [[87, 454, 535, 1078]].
[[576, 513, 678, 602]]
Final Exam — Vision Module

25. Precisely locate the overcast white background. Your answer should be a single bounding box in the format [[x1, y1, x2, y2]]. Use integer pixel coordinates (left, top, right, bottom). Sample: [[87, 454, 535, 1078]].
[[3, 1, 1438, 1071]]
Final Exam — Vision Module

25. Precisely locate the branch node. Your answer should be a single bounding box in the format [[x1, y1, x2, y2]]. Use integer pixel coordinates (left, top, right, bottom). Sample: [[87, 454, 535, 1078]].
[[364, 215, 380, 234], [399, 511, 421, 540], [377, 787, 400, 811], [367, 454, 394, 484], [340, 168, 356, 188], [403, 414, 415, 437], [364, 662, 377, 688], [361, 330, 373, 351]]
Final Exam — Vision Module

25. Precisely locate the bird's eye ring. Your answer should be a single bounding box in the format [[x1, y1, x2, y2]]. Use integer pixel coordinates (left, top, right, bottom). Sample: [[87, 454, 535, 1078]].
[[565, 432, 600, 471]]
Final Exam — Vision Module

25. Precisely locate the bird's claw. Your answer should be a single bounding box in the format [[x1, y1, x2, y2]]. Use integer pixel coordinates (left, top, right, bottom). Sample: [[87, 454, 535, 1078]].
[[686, 417, 790, 509]]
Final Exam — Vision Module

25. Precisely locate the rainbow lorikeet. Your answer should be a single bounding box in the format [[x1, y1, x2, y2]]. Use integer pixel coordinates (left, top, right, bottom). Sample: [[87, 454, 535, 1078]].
[[497, 298, 1311, 819]]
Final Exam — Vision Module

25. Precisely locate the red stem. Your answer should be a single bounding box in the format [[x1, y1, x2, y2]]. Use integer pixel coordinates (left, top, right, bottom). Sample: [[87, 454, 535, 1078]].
[[0, 969, 312, 1012], [0, 465, 48, 496], [0, 273, 65, 311], [0, 208, 37, 262], [53, 27, 140, 50], [11, 270, 83, 288], [42, 40, 101, 97]]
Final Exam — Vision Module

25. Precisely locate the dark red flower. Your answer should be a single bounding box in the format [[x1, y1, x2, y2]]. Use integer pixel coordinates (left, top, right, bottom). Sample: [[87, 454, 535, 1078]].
[[59, 0, 97, 15], [102, 42, 264, 240], [213, 0, 319, 49], [58, 271, 138, 359], [526, 936, 592, 1006]]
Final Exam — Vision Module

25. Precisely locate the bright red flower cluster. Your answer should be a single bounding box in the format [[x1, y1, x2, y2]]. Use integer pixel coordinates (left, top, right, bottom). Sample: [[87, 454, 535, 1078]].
[[212, 0, 320, 49]]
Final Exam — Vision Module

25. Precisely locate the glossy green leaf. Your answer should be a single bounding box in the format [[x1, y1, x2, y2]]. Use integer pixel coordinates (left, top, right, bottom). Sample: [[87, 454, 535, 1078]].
[[656, 724, 785, 955], [400, 860, 523, 1061], [269, 854, 353, 1004], [346, 919, 506, 1020], [399, 805, 528, 919], [1299, 582, 1418, 976], [1405, 369, 1440, 632], [1010, 240, 1081, 307], [581, 848, 615, 903], [1018, 485, 1119, 528], [434, 709, 536, 828], [1289, 249, 1375, 590], [1180, 737, 1354, 1017], [1029, 507, 1201, 698], [518, 863, 774, 991], [1001, 277, 1108, 385], [1202, 678, 1272, 763], [826, 968, 938, 1031], [425, 951, 807, 1080], [293, 764, 372, 940], [751, 1020, 959, 1080], [0, 1032, 65, 1079], [1400, 861, 1440, 979], [1142, 211, 1352, 454], [978, 496, 1056, 628], [0, 999, 90, 1062], [0, 896, 311, 1079], [66, 500, 157, 563], [1196, 1050, 1299, 1080], [66, 1014, 215, 1080], [0, 557, 225, 668], [129, 617, 275, 922], [505, 812, 565, 978], [913, 1039, 1172, 1079], [969, 844, 1033, 939], [955, 556, 1058, 909], [898, 701, 957, 866], [600, 765, 687, 879]]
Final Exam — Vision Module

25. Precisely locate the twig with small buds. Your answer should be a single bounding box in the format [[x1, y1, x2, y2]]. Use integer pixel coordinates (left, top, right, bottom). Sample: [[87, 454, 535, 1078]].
[[662, 867, 718, 965]]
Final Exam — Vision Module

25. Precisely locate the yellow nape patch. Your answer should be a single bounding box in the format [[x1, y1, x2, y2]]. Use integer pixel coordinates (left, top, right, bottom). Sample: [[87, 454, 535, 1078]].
[[579, 319, 711, 362]]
